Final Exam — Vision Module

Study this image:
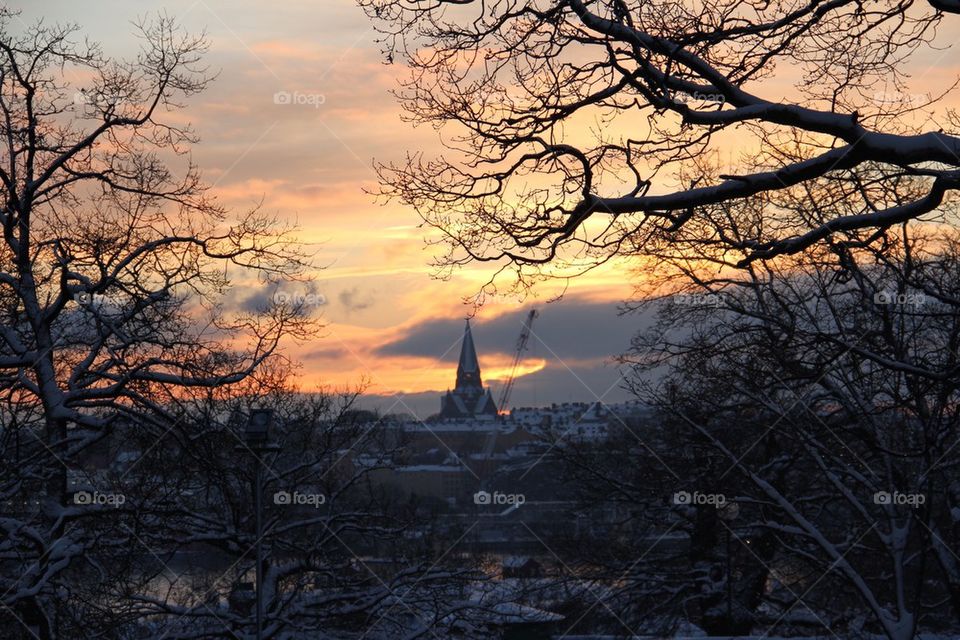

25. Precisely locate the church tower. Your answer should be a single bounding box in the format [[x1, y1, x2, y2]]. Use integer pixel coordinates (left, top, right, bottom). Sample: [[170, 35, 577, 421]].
[[439, 320, 499, 420]]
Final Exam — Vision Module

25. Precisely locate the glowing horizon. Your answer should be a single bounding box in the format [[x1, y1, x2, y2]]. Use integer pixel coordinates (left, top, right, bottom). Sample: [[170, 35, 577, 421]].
[[20, 0, 960, 408]]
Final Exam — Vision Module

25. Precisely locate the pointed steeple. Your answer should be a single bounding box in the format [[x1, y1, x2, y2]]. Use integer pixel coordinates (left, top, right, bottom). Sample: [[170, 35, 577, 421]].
[[439, 318, 498, 420], [455, 319, 482, 390]]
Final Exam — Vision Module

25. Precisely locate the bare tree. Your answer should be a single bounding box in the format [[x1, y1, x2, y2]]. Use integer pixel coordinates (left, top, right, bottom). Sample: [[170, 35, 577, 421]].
[[0, 11, 315, 638], [360, 0, 960, 293], [620, 209, 960, 639], [355, 3, 960, 637]]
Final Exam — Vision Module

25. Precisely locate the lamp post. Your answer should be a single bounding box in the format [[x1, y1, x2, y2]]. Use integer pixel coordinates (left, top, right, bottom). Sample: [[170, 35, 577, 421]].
[[242, 408, 279, 640]]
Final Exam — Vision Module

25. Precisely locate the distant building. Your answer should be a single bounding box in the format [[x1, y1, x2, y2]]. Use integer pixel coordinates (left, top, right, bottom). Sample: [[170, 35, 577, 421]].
[[439, 320, 498, 420], [501, 555, 543, 579]]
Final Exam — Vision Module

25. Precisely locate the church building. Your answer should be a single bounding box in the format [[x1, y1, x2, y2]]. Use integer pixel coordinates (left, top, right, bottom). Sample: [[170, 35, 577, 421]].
[[439, 320, 499, 420]]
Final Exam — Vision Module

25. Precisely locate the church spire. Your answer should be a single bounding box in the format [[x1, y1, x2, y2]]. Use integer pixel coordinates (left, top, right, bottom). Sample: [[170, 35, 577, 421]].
[[455, 319, 482, 390], [439, 318, 498, 420]]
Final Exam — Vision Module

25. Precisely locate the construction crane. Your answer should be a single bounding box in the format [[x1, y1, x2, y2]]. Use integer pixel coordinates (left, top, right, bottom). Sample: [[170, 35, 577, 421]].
[[479, 309, 539, 491], [477, 308, 539, 481], [496, 308, 538, 415]]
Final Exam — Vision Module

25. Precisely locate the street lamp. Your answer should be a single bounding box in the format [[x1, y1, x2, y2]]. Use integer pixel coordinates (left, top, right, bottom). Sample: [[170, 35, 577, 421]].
[[246, 408, 273, 448], [241, 408, 279, 640]]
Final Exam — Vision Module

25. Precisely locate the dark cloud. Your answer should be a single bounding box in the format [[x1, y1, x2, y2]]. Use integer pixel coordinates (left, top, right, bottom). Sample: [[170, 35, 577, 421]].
[[375, 317, 475, 361], [366, 298, 655, 414], [234, 283, 327, 315], [237, 287, 276, 314], [374, 299, 651, 363]]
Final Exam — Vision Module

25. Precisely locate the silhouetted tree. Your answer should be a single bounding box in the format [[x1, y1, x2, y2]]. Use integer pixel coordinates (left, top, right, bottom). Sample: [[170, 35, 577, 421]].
[[0, 10, 314, 638], [361, 0, 960, 294]]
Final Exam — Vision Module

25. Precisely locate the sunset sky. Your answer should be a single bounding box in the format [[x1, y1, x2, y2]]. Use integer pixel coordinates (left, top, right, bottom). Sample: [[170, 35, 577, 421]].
[[21, 0, 960, 418]]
